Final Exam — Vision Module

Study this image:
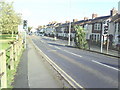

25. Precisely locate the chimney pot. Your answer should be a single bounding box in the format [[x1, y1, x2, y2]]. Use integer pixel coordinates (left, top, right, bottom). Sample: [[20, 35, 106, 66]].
[[110, 8, 118, 16], [65, 21, 70, 23], [73, 19, 78, 22], [84, 17, 89, 20], [92, 14, 98, 19]]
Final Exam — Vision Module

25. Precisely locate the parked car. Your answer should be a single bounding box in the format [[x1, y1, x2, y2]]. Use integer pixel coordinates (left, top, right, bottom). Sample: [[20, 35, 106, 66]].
[[28, 32, 32, 35], [39, 33, 44, 36]]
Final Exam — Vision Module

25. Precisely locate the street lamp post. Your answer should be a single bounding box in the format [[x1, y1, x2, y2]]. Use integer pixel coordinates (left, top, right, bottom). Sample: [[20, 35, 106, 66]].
[[68, 0, 71, 46], [68, 22, 71, 45]]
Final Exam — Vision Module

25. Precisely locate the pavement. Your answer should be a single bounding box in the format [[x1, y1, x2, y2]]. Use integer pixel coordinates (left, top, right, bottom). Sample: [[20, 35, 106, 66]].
[[13, 37, 63, 88]]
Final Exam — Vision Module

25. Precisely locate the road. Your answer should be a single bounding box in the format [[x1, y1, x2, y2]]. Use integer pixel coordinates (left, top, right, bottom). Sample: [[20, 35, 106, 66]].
[[31, 35, 119, 88]]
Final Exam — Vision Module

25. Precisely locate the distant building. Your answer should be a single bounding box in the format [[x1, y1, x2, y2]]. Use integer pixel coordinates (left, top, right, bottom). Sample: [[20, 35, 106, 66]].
[[30, 28, 37, 33]]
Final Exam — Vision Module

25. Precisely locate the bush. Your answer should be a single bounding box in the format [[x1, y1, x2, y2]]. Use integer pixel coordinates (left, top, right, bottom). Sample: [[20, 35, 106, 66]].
[[74, 25, 88, 49]]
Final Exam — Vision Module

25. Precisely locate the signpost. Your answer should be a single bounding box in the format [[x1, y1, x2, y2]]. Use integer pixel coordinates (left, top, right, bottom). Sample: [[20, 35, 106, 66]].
[[101, 20, 110, 53]]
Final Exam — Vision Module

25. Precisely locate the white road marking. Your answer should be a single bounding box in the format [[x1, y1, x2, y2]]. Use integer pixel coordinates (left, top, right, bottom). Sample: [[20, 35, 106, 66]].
[[92, 60, 120, 71], [40, 40, 44, 43], [54, 46, 61, 50], [52, 46, 82, 58], [63, 50, 82, 57], [47, 50, 56, 52], [48, 45, 53, 47]]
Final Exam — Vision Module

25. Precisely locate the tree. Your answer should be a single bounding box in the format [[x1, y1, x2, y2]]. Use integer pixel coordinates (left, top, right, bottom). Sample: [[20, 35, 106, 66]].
[[0, 1, 22, 35], [74, 25, 88, 49], [28, 26, 33, 32], [36, 25, 43, 30]]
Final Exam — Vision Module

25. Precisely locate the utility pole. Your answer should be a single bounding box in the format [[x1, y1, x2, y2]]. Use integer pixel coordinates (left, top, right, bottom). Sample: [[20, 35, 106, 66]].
[[68, 0, 71, 46], [106, 35, 109, 54], [68, 22, 71, 45], [23, 20, 27, 49], [106, 20, 110, 54]]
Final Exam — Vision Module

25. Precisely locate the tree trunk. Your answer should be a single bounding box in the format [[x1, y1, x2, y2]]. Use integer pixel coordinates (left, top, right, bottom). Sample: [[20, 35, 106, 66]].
[[12, 31, 13, 38]]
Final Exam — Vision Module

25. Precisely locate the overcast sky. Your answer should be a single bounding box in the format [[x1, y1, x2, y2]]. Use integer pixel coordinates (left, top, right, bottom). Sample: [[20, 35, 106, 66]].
[[6, 0, 120, 28]]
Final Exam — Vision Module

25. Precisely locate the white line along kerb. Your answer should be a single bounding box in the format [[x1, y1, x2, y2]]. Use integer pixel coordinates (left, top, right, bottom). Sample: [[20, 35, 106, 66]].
[[92, 60, 120, 71]]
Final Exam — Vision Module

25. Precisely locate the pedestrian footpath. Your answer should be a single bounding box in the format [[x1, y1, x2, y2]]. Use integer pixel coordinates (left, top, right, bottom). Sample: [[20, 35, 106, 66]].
[[13, 37, 63, 88]]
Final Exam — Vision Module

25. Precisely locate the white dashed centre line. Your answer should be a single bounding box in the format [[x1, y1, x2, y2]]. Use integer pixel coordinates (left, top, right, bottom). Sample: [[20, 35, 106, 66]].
[[54, 46, 61, 50], [53, 46, 82, 58], [63, 50, 82, 57]]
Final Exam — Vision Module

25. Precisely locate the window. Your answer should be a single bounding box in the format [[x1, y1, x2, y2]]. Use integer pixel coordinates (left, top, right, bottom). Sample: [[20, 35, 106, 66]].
[[94, 24, 97, 30], [92, 34, 93, 40], [94, 23, 101, 30], [97, 35, 99, 40], [95, 35, 96, 40]]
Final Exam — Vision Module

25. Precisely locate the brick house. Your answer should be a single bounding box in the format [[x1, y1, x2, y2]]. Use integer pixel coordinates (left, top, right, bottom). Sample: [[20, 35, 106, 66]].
[[87, 8, 118, 46]]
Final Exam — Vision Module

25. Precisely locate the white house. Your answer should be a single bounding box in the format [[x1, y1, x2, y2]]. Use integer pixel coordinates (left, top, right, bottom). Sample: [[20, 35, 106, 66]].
[[108, 2, 120, 48], [30, 28, 37, 34], [84, 24, 92, 40]]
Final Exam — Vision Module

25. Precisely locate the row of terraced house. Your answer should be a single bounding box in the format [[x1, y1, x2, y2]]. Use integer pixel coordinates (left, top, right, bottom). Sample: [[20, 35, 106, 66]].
[[40, 2, 120, 49]]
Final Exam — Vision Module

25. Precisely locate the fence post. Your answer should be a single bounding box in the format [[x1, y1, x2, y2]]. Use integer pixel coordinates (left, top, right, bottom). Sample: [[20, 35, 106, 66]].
[[0, 50, 7, 88], [10, 44, 14, 70], [20, 39, 23, 52], [17, 41, 20, 57], [19, 39, 22, 53], [14, 42, 18, 61], [0, 51, 2, 90]]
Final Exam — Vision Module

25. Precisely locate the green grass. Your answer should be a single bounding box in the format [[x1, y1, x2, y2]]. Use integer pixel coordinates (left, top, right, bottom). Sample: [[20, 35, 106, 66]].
[[0, 34, 16, 39], [0, 34, 16, 41], [0, 34, 16, 50], [0, 43, 10, 50]]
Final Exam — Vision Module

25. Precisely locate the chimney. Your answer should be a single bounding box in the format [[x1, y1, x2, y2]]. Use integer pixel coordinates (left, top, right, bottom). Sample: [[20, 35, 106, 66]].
[[65, 21, 70, 23], [73, 19, 78, 22], [92, 13, 98, 19], [84, 17, 89, 20], [110, 8, 118, 16], [49, 22, 52, 24]]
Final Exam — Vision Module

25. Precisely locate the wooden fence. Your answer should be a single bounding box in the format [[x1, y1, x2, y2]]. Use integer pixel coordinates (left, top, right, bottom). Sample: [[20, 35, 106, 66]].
[[0, 38, 24, 89]]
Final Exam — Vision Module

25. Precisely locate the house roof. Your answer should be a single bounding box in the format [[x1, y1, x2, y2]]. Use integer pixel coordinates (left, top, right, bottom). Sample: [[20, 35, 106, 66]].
[[90, 15, 111, 23], [74, 20, 85, 25], [71, 19, 92, 25], [72, 15, 111, 25], [111, 14, 120, 22], [51, 14, 119, 29]]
